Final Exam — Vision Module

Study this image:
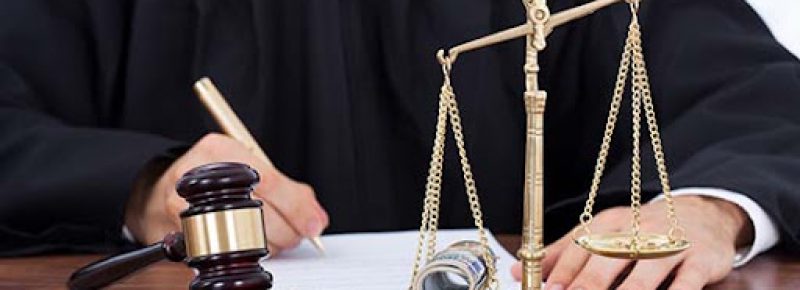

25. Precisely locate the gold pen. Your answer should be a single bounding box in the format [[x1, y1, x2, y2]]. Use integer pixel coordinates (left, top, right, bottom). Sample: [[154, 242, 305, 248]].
[[193, 77, 326, 255]]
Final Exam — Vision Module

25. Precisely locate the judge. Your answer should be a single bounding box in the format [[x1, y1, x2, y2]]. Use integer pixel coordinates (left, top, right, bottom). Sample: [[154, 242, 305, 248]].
[[1, 0, 798, 289]]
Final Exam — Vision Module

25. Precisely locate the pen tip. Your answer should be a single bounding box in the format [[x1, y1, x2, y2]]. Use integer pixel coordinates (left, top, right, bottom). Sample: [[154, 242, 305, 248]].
[[310, 237, 326, 255]]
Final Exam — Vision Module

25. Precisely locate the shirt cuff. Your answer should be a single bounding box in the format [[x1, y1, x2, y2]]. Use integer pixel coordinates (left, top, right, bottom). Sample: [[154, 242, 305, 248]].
[[650, 187, 780, 267], [122, 225, 137, 243]]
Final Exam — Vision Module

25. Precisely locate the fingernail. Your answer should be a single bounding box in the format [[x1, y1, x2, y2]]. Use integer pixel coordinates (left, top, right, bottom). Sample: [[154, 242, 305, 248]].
[[545, 283, 563, 290], [306, 220, 323, 237]]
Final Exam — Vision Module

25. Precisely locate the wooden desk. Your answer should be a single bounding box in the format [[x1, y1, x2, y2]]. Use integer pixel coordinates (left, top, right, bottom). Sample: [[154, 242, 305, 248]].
[[0, 235, 797, 289], [496, 236, 800, 290]]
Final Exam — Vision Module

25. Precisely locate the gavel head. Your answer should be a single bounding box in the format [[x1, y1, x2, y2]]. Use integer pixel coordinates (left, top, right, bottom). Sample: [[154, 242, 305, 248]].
[[176, 162, 273, 290]]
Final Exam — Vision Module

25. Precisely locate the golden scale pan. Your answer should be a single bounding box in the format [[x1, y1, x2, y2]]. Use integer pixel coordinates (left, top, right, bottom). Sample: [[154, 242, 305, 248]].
[[575, 233, 690, 259]]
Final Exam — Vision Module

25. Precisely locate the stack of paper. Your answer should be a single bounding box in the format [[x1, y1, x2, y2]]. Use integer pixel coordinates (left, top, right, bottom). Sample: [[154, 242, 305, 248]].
[[261, 229, 522, 290]]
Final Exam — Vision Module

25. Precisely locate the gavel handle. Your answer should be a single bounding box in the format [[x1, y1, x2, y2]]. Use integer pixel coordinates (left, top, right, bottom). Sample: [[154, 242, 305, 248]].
[[68, 232, 186, 290]]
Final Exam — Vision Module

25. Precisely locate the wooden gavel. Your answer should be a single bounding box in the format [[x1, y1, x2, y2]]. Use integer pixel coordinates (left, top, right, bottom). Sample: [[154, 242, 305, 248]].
[[68, 162, 273, 290]]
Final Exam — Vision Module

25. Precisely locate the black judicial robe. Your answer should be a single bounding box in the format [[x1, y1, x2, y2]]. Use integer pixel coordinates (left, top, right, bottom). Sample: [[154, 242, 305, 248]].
[[1, 0, 799, 256]]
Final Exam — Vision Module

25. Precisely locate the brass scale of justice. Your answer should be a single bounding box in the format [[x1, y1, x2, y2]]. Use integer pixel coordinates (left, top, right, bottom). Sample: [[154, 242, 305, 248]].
[[408, 0, 691, 289]]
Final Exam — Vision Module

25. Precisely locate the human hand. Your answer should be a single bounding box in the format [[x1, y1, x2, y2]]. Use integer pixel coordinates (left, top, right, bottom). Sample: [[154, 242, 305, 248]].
[[511, 196, 753, 289], [124, 133, 329, 254]]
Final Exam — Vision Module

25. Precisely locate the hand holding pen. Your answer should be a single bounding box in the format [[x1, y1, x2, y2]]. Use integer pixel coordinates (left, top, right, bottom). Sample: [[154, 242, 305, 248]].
[[123, 78, 328, 256]]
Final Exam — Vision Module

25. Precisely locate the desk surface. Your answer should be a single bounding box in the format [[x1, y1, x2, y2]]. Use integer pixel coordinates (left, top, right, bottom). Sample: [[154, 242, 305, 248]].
[[0, 235, 797, 289]]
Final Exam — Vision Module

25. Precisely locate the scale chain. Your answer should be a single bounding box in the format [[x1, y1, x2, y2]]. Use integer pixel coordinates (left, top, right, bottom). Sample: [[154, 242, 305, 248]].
[[630, 43, 643, 252], [577, 16, 635, 236], [629, 17, 686, 242], [577, 0, 686, 251], [444, 75, 498, 289], [409, 62, 450, 285], [409, 53, 498, 289]]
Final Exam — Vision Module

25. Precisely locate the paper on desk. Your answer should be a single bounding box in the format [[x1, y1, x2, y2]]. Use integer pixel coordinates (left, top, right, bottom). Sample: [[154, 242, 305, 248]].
[[261, 229, 522, 290]]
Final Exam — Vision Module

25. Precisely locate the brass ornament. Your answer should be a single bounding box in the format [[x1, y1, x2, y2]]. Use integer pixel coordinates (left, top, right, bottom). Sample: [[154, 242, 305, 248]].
[[181, 207, 268, 258], [575, 233, 690, 259], [411, 0, 690, 289]]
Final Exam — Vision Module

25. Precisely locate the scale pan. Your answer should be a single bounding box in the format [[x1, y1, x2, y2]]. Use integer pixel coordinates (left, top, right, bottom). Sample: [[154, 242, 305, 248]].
[[574, 232, 690, 259]]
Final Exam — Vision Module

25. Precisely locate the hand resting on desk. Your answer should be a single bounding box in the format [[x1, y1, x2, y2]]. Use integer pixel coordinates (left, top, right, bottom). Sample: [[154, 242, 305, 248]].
[[512, 196, 753, 290], [123, 133, 330, 254]]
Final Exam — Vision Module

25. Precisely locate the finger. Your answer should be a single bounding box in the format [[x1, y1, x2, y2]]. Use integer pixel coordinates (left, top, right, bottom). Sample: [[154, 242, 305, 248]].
[[511, 237, 569, 281], [195, 133, 329, 237], [165, 193, 189, 222], [568, 255, 631, 290], [511, 262, 522, 281], [542, 236, 571, 277], [257, 179, 328, 238], [140, 194, 186, 244], [617, 254, 683, 290], [669, 258, 711, 290], [544, 241, 591, 289], [261, 203, 304, 253], [546, 209, 626, 289]]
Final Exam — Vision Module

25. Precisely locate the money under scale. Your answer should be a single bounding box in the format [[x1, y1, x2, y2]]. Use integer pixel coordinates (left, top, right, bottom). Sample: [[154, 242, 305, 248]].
[[408, 0, 691, 289]]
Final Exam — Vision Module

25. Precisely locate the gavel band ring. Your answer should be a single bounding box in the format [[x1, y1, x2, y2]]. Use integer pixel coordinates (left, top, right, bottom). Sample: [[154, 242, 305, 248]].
[[181, 207, 267, 258]]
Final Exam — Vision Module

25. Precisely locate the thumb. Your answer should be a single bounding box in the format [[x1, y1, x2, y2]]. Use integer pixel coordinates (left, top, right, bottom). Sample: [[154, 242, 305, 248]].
[[511, 262, 522, 281]]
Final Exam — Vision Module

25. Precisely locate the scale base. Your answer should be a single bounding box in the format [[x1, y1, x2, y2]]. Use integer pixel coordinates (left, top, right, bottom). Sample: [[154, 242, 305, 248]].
[[574, 232, 690, 259]]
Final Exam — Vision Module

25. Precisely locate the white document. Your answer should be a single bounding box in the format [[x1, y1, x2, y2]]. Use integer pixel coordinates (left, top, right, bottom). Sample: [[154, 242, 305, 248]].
[[261, 229, 522, 290]]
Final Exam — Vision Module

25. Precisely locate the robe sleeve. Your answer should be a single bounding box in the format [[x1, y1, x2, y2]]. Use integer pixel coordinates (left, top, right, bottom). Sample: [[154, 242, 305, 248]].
[[0, 2, 184, 256]]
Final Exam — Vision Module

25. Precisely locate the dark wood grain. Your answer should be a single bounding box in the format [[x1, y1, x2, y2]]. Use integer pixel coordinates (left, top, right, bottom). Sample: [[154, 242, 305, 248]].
[[0, 235, 797, 289], [0, 255, 193, 290]]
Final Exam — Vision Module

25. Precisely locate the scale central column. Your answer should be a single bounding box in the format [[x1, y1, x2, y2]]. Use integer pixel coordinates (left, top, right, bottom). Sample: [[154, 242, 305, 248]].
[[518, 1, 549, 289], [518, 43, 548, 290], [518, 56, 547, 290]]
